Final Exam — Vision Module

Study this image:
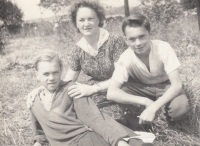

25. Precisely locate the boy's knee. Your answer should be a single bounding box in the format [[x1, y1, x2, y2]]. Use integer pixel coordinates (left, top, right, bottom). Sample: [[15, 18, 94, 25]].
[[168, 95, 189, 120]]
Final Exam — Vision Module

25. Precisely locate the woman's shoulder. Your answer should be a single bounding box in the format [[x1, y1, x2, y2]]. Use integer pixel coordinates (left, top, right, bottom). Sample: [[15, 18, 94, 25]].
[[70, 44, 83, 56]]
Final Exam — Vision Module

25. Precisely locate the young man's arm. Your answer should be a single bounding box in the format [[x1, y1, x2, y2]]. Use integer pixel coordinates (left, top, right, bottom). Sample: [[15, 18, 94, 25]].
[[107, 80, 153, 108], [30, 110, 48, 145], [138, 69, 182, 124]]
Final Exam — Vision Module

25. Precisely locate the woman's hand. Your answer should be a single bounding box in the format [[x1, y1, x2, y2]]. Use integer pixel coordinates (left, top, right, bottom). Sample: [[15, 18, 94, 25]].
[[68, 83, 97, 99], [26, 87, 43, 109]]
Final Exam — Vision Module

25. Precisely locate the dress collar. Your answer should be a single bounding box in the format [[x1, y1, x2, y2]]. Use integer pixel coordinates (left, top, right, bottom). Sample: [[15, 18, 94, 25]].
[[76, 28, 110, 56]]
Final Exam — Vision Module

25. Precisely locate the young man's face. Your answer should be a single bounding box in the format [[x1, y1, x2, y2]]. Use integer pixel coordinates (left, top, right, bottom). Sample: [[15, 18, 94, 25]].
[[36, 60, 62, 93], [125, 26, 151, 55]]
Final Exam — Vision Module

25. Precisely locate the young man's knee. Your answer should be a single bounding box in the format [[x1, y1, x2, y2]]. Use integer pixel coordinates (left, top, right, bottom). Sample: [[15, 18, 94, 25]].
[[169, 95, 189, 120]]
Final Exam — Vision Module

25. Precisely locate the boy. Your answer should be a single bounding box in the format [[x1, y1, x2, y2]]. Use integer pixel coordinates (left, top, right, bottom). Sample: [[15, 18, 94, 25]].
[[107, 13, 189, 126], [28, 49, 145, 146]]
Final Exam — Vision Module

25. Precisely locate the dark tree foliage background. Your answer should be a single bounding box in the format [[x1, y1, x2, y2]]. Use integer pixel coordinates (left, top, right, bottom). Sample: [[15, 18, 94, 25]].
[[39, 0, 73, 13], [181, 0, 197, 10], [0, 0, 24, 34]]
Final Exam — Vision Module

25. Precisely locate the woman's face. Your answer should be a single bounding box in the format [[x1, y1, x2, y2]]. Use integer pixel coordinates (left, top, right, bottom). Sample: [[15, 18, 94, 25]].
[[76, 7, 100, 36]]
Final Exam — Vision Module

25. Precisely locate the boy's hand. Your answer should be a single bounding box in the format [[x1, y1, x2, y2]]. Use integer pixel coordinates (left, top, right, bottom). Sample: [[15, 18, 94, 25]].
[[33, 142, 42, 146], [68, 83, 97, 99], [139, 104, 157, 124], [26, 87, 43, 109]]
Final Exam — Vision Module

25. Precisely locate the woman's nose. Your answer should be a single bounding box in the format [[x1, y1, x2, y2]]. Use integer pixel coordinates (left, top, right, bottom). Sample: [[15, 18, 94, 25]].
[[84, 20, 90, 26]]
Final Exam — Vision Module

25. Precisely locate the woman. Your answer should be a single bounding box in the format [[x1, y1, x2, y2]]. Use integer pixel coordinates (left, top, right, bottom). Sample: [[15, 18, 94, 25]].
[[65, 1, 130, 126]]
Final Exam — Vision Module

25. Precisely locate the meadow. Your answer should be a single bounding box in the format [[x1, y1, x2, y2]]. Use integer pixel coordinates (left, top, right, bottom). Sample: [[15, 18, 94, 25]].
[[0, 13, 200, 146]]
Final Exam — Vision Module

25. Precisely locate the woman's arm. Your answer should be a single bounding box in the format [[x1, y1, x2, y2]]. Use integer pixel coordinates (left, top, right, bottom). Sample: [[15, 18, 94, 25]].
[[68, 79, 112, 99], [65, 68, 112, 98]]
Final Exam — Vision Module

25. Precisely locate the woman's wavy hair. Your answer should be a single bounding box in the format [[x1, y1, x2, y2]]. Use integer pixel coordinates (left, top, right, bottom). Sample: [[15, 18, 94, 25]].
[[70, 1, 105, 32]]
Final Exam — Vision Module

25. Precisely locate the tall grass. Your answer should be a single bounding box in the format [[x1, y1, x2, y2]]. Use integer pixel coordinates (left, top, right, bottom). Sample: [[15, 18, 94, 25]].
[[0, 13, 200, 146]]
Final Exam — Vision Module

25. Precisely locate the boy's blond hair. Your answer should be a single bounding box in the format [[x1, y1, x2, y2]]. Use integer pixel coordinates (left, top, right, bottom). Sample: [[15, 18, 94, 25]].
[[34, 49, 63, 71]]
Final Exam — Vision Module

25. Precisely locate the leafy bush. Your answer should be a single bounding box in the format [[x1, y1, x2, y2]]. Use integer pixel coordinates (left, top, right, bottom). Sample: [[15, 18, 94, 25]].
[[181, 0, 197, 10], [131, 0, 183, 26]]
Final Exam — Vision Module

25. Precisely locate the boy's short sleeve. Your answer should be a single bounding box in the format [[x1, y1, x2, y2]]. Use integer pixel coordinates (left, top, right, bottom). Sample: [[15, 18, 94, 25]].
[[112, 61, 129, 84], [161, 43, 180, 74]]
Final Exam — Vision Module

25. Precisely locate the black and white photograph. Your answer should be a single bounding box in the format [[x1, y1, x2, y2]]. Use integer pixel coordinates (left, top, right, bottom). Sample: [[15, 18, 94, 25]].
[[0, 0, 200, 145]]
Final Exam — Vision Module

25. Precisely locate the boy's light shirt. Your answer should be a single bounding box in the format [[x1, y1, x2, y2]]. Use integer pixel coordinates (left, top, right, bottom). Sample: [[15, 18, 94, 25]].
[[39, 88, 54, 111], [77, 28, 110, 56], [112, 40, 180, 84]]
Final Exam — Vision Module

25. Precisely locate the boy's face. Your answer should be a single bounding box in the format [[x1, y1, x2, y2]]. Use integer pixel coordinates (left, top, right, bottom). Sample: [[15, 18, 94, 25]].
[[36, 60, 62, 93], [125, 26, 151, 56]]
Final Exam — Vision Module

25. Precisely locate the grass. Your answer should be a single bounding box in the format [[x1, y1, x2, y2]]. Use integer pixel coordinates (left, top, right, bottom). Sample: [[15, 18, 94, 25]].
[[0, 14, 200, 146]]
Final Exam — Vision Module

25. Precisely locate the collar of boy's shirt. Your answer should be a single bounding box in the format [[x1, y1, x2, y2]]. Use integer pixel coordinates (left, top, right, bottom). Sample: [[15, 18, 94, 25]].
[[38, 81, 66, 111], [77, 28, 110, 56], [39, 88, 54, 111]]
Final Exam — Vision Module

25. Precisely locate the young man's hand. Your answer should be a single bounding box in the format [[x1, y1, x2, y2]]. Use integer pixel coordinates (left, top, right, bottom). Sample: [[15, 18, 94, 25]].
[[139, 104, 157, 124]]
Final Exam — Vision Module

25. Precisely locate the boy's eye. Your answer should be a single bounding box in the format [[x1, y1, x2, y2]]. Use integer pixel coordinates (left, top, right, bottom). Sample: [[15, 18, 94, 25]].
[[89, 18, 94, 20], [140, 35, 145, 38], [43, 73, 49, 76], [79, 19, 84, 22], [129, 38, 136, 42]]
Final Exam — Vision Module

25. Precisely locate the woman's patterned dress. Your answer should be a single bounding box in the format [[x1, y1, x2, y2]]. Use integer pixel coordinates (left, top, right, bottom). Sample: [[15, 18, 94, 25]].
[[68, 32, 129, 125]]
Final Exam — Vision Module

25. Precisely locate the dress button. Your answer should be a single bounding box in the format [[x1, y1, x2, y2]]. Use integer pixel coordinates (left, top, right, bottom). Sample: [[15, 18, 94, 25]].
[[124, 111, 127, 115]]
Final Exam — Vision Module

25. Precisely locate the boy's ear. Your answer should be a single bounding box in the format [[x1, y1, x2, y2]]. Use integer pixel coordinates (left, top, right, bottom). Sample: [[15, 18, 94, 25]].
[[123, 35, 128, 43], [35, 70, 39, 81]]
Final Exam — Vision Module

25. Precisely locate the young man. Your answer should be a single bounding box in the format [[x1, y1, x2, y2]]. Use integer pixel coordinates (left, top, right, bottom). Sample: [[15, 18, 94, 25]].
[[28, 49, 146, 146], [107, 13, 189, 125]]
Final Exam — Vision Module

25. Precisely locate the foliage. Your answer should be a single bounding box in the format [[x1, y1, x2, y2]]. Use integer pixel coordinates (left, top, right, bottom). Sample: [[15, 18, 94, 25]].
[[39, 0, 73, 13], [180, 0, 197, 10], [0, 0, 23, 26], [0, 0, 23, 47], [132, 0, 183, 26]]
